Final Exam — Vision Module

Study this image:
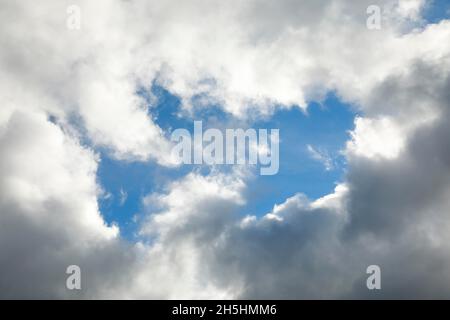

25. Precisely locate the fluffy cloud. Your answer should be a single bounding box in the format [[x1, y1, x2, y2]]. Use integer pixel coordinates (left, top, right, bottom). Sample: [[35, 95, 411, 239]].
[[1, 0, 450, 299], [0, 0, 174, 164], [0, 110, 135, 298]]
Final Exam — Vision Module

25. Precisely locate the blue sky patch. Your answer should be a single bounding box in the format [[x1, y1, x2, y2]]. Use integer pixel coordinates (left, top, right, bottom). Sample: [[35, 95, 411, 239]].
[[98, 87, 356, 238]]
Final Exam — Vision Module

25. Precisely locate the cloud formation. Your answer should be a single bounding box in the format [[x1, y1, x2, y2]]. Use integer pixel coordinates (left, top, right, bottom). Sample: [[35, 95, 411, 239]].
[[0, 0, 450, 299]]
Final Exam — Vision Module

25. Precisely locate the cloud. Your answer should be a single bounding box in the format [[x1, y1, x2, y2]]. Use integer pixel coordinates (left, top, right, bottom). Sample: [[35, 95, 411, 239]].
[[307, 144, 335, 171], [0, 0, 450, 299], [0, 110, 135, 298], [118, 188, 128, 206], [137, 174, 354, 299], [0, 0, 175, 165]]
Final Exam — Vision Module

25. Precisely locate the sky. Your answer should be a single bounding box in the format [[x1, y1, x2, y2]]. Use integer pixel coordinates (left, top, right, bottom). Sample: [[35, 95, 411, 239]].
[[98, 87, 356, 239], [1, 0, 450, 299]]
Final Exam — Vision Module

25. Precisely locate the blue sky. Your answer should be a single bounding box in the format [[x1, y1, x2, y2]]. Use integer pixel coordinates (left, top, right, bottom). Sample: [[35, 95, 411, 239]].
[[423, 0, 450, 23], [242, 94, 356, 217], [98, 86, 356, 239]]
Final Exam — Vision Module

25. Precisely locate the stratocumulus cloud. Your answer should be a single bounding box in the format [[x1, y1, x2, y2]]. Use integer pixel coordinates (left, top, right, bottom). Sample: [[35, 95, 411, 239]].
[[0, 0, 450, 299]]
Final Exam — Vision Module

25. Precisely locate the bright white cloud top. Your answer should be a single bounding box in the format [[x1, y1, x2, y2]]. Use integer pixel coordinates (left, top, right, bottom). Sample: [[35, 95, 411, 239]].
[[0, 0, 450, 298]]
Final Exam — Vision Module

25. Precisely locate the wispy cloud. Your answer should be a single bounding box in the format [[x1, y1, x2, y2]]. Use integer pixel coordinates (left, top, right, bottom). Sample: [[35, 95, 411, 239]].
[[306, 144, 334, 171]]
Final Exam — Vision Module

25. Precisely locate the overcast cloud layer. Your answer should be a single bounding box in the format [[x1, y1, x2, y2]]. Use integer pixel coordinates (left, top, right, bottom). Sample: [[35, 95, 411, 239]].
[[1, 0, 450, 298]]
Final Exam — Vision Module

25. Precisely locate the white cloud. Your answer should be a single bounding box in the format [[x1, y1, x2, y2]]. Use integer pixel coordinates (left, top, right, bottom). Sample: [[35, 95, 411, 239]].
[[141, 171, 246, 239], [0, 0, 175, 165], [119, 188, 127, 206], [347, 116, 406, 160], [307, 144, 335, 170]]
